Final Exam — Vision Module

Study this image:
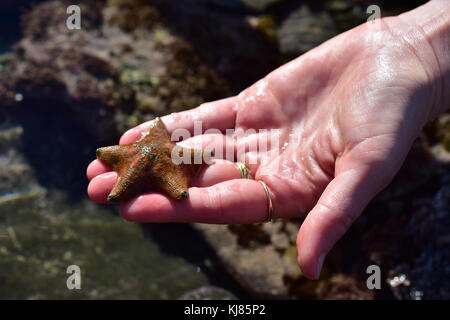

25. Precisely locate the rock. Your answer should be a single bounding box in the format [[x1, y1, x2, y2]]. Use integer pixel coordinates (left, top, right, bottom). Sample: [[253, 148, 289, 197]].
[[193, 222, 300, 299], [179, 285, 237, 300], [0, 0, 230, 140], [239, 0, 282, 11], [316, 274, 374, 300], [323, 0, 366, 31], [324, 0, 353, 12], [390, 173, 450, 299], [361, 143, 450, 299], [159, 0, 281, 13], [0, 125, 46, 211], [155, 0, 278, 90], [0, 196, 210, 299], [277, 4, 338, 58], [425, 113, 450, 152], [194, 220, 374, 299]]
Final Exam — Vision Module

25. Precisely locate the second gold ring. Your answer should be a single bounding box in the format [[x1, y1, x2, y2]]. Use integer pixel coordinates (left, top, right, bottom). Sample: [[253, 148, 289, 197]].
[[235, 162, 249, 179]]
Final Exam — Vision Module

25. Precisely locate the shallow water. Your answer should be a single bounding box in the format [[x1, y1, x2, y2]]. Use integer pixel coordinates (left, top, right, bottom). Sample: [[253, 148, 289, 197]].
[[0, 0, 245, 299], [0, 102, 237, 299], [0, 197, 210, 299]]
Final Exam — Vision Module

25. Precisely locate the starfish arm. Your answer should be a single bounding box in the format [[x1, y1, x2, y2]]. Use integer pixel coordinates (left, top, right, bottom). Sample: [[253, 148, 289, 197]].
[[155, 166, 190, 199], [96, 117, 211, 202], [140, 117, 171, 143], [96, 145, 134, 170], [181, 146, 213, 176], [107, 162, 149, 202]]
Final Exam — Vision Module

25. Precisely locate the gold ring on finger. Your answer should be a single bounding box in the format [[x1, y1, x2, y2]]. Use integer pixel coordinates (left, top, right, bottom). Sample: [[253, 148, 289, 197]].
[[235, 162, 249, 179]]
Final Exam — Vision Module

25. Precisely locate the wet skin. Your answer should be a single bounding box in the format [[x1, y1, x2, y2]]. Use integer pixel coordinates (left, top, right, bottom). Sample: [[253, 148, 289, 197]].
[[87, 1, 450, 279]]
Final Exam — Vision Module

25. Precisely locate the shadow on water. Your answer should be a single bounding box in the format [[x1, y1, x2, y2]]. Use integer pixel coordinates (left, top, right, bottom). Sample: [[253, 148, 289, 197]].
[[12, 99, 108, 202], [0, 7, 21, 53], [140, 223, 251, 299], [0, 1, 49, 52]]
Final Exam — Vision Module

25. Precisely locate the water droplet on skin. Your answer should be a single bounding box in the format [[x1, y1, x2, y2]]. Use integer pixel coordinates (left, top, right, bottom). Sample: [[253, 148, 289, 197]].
[[245, 96, 255, 103], [255, 79, 268, 97]]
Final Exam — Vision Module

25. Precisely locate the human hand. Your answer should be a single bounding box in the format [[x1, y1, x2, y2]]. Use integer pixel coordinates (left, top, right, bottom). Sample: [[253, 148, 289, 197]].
[[87, 1, 450, 279]]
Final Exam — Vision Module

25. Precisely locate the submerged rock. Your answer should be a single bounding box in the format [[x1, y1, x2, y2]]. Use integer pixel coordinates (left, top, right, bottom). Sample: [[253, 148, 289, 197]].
[[239, 0, 282, 11], [155, 0, 278, 90], [179, 285, 237, 300], [0, 0, 230, 140], [277, 3, 338, 58], [0, 196, 210, 299], [193, 221, 299, 299], [0, 125, 46, 210]]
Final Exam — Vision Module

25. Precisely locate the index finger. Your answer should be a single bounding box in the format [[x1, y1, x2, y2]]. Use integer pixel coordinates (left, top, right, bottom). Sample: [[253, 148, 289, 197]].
[[120, 96, 238, 145]]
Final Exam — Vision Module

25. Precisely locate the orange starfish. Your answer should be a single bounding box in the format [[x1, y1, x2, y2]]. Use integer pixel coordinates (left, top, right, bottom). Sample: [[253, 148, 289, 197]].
[[96, 118, 209, 202]]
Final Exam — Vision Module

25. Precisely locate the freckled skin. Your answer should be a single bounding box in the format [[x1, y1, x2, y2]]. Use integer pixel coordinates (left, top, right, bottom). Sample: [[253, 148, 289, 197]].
[[96, 118, 205, 202]]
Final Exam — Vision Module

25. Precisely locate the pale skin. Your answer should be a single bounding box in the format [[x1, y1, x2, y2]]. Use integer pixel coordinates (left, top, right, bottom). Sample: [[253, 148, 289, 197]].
[[87, 1, 450, 279]]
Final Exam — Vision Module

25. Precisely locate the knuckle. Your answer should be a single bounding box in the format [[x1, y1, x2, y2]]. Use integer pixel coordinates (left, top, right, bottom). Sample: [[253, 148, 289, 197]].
[[335, 211, 355, 234], [316, 202, 355, 235]]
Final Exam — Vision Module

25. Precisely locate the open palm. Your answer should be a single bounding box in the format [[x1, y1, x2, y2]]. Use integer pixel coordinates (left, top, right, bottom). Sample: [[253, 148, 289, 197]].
[[88, 13, 444, 279]]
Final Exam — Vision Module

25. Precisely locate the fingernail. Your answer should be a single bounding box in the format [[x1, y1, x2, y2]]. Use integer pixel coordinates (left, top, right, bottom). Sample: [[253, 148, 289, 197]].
[[315, 253, 326, 279]]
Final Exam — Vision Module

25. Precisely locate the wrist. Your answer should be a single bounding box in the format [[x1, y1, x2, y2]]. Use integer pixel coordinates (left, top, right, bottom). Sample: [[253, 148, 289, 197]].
[[398, 0, 450, 118]]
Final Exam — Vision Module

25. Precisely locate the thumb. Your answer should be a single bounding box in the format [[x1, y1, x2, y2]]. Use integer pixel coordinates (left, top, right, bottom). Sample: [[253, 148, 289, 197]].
[[296, 163, 394, 279]]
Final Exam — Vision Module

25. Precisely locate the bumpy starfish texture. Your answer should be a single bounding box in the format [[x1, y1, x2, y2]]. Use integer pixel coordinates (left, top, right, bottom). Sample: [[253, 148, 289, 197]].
[[96, 118, 208, 202]]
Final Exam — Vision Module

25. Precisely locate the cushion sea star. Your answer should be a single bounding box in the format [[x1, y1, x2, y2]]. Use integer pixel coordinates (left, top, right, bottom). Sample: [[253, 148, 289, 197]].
[[96, 118, 209, 202]]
